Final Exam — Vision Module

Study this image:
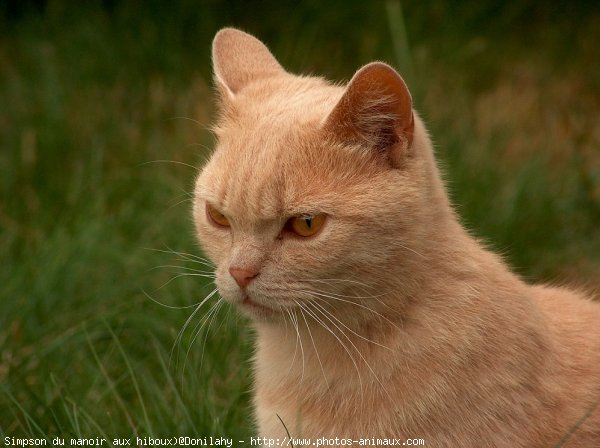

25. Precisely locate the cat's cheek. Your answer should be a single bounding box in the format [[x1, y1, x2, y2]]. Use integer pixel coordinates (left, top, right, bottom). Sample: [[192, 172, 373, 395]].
[[195, 223, 232, 267], [279, 241, 348, 283], [213, 270, 243, 304]]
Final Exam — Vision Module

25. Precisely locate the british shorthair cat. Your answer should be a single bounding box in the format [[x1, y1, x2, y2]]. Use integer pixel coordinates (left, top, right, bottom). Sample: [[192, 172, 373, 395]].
[[192, 28, 600, 446]]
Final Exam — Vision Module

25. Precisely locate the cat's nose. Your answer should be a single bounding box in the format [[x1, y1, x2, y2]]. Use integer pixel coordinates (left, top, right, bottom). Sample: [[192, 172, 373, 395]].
[[229, 267, 259, 288]]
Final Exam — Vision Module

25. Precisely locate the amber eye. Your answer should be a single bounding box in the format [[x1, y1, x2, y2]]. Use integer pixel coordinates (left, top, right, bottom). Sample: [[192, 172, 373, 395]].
[[206, 203, 230, 227], [288, 214, 326, 237]]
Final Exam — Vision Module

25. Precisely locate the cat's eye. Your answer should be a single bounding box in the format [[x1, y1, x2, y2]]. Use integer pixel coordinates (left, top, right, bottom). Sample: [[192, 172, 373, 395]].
[[287, 214, 326, 237], [206, 203, 230, 227]]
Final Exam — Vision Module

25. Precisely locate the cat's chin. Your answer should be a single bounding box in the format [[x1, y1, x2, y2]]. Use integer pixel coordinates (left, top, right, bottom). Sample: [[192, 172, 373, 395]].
[[238, 295, 277, 320]]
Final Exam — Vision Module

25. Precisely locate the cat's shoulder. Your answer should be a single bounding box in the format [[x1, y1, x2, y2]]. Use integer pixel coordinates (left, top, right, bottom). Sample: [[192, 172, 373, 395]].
[[530, 283, 600, 334]]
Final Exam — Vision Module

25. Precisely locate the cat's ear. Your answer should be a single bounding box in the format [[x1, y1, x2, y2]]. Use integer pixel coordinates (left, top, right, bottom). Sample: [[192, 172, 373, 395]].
[[212, 28, 285, 98], [324, 62, 414, 168]]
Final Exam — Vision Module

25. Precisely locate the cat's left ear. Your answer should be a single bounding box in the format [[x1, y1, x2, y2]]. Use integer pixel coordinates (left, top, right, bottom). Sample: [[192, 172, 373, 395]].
[[324, 62, 414, 168], [212, 28, 285, 99]]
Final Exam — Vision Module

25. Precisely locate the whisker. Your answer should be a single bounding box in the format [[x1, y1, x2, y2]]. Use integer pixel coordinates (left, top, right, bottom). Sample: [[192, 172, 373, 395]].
[[199, 300, 225, 371], [294, 299, 364, 396], [284, 308, 300, 379], [182, 298, 223, 381], [306, 300, 393, 403], [281, 304, 290, 333], [164, 245, 213, 262], [298, 278, 376, 290], [137, 159, 199, 171], [290, 309, 305, 381], [212, 301, 232, 334], [167, 116, 205, 127], [292, 289, 404, 333], [141, 288, 200, 310], [148, 265, 215, 275], [154, 272, 215, 292], [309, 298, 393, 351], [144, 246, 215, 267], [171, 190, 195, 202], [171, 258, 215, 269], [167, 196, 195, 211], [170, 288, 218, 370], [297, 305, 335, 406], [293, 281, 387, 300], [186, 142, 213, 153], [173, 272, 215, 278]]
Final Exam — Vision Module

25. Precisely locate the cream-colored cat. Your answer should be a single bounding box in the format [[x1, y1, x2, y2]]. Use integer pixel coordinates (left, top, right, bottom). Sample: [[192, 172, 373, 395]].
[[193, 28, 600, 446]]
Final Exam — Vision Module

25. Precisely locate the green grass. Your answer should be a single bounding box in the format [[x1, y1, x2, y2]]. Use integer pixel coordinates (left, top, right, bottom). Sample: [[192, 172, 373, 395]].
[[1, 0, 599, 440]]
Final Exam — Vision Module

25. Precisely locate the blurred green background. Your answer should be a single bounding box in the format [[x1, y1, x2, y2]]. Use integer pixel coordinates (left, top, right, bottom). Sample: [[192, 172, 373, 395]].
[[1, 0, 599, 440]]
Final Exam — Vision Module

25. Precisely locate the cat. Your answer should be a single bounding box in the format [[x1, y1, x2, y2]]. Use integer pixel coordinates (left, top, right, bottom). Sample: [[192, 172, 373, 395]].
[[192, 27, 600, 446]]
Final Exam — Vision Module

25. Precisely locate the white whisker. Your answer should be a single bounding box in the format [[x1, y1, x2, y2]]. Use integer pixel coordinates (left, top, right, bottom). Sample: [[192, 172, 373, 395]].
[[309, 298, 393, 351], [298, 277, 376, 290], [167, 116, 205, 127], [305, 300, 393, 403], [167, 197, 195, 211], [297, 304, 336, 408], [141, 288, 201, 310], [284, 308, 300, 379], [199, 300, 225, 370], [145, 246, 215, 268], [293, 288, 403, 333], [154, 272, 215, 292], [181, 297, 223, 382], [170, 288, 218, 370], [298, 280, 387, 299], [149, 265, 215, 275], [290, 309, 305, 381], [138, 159, 199, 171], [294, 299, 364, 396]]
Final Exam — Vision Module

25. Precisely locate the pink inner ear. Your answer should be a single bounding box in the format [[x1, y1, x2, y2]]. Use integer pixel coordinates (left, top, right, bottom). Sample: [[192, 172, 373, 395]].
[[325, 62, 414, 158], [212, 28, 285, 95]]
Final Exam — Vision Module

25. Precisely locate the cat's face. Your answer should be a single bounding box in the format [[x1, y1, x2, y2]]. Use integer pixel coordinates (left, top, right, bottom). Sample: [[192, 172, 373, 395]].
[[193, 29, 428, 321]]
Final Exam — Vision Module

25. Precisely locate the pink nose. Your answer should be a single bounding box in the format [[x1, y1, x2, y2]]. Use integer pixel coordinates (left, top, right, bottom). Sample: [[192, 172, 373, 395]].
[[229, 267, 259, 288]]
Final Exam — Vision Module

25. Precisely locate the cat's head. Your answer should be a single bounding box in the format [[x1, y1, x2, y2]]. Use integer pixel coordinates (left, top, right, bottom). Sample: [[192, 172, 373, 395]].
[[193, 28, 446, 323]]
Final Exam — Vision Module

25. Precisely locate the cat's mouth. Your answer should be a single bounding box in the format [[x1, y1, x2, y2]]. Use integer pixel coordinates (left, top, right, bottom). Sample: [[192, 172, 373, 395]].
[[241, 295, 274, 316]]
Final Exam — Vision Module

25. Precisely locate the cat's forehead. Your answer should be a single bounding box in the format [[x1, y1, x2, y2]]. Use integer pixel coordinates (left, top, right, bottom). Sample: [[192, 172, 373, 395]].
[[232, 76, 339, 130], [200, 128, 332, 223], [215, 79, 333, 168], [199, 128, 379, 225]]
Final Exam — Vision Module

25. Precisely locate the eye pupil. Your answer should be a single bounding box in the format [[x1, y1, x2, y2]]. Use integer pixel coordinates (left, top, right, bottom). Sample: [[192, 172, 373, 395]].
[[288, 213, 325, 237]]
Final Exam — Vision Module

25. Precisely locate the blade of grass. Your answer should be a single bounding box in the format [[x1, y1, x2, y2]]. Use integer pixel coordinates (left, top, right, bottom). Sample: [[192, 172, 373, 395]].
[[102, 319, 153, 437], [152, 338, 195, 429], [385, 0, 415, 88], [1, 386, 48, 439], [85, 328, 138, 435]]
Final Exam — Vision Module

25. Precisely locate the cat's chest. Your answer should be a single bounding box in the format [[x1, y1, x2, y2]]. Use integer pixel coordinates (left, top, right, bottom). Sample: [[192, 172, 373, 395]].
[[251, 337, 414, 438], [253, 373, 400, 438]]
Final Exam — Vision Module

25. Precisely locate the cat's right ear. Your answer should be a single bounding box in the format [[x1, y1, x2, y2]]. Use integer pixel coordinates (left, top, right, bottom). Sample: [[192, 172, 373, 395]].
[[212, 28, 285, 100], [324, 62, 414, 168]]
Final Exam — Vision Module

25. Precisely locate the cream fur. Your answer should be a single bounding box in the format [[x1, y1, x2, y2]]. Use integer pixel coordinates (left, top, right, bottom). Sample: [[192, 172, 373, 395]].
[[193, 28, 600, 446]]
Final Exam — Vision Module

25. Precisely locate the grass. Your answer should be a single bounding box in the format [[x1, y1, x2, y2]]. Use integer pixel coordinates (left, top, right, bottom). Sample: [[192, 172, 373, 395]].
[[1, 0, 599, 440]]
